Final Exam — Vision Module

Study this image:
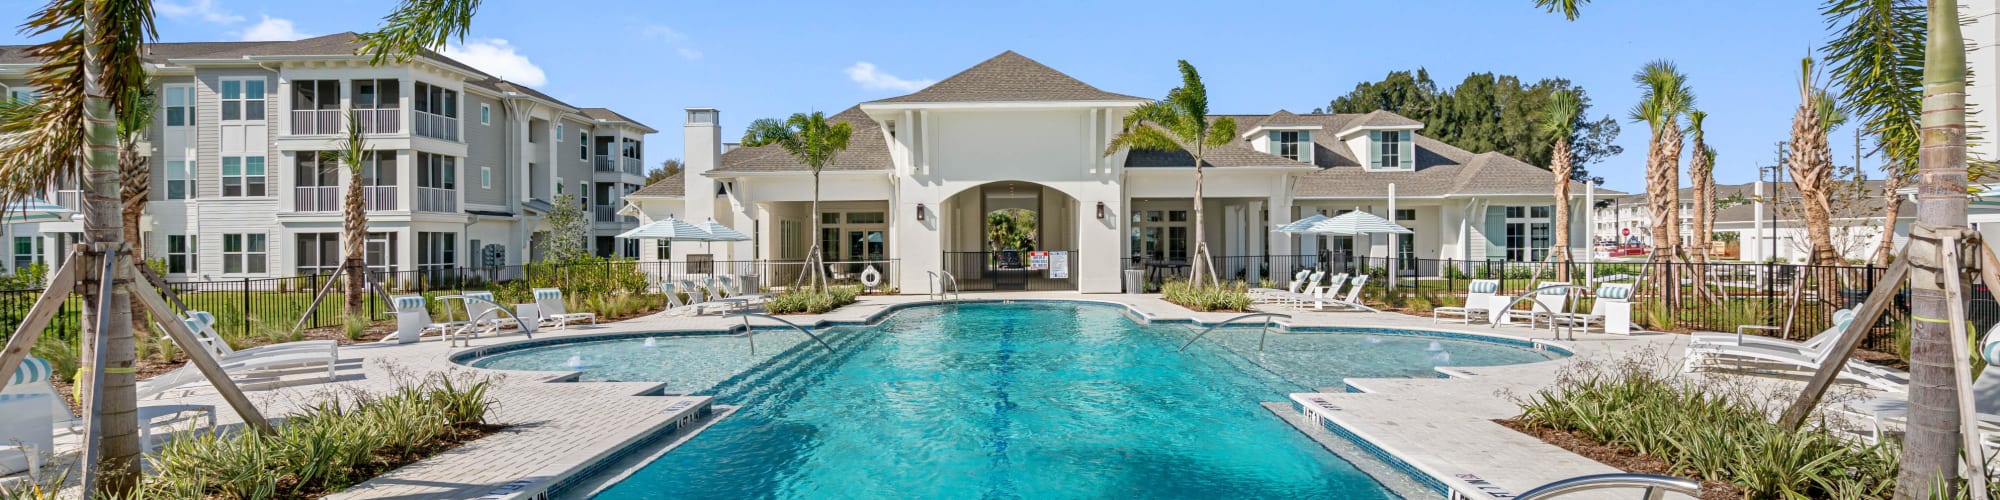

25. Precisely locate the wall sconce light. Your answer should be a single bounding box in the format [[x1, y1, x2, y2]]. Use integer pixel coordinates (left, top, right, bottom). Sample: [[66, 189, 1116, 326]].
[[916, 203, 926, 222], [1096, 202, 1106, 220]]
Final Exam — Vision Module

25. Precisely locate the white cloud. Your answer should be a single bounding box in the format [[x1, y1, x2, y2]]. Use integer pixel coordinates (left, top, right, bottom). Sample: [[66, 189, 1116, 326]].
[[676, 47, 703, 61], [157, 0, 244, 24], [641, 25, 686, 42], [845, 62, 933, 92], [440, 39, 547, 86], [239, 16, 307, 41]]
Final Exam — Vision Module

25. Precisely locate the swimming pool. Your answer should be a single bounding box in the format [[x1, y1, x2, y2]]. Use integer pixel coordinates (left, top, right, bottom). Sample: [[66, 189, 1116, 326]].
[[466, 302, 1561, 499]]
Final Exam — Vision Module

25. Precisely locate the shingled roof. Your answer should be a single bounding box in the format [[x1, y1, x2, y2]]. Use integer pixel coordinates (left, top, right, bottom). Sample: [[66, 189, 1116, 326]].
[[632, 171, 685, 197], [712, 107, 893, 173], [864, 51, 1148, 105]]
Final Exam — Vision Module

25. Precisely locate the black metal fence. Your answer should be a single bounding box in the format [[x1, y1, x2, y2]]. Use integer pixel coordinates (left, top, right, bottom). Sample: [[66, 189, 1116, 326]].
[[943, 251, 1079, 291]]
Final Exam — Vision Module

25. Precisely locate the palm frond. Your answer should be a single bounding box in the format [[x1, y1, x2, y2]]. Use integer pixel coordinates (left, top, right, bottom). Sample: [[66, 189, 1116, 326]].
[[336, 110, 371, 168], [1822, 0, 1923, 177], [1534, 0, 1589, 21], [356, 0, 481, 64], [1542, 89, 1582, 141], [777, 111, 851, 173], [0, 0, 154, 206], [1203, 117, 1236, 149], [1106, 125, 1183, 155], [740, 117, 791, 147]]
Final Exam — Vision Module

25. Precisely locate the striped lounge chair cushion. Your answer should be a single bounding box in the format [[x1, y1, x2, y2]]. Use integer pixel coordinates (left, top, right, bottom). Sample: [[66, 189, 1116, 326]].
[[1467, 280, 1499, 294], [1596, 285, 1633, 300], [393, 296, 426, 311], [8, 357, 52, 385]]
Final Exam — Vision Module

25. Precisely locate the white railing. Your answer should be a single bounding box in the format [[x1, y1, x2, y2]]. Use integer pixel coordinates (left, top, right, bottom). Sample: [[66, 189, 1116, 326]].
[[414, 111, 458, 141], [417, 187, 456, 213], [594, 205, 619, 222], [355, 108, 401, 134], [290, 109, 342, 135], [55, 189, 82, 211], [623, 157, 643, 176], [363, 186, 397, 211], [293, 186, 338, 212], [594, 156, 618, 172]]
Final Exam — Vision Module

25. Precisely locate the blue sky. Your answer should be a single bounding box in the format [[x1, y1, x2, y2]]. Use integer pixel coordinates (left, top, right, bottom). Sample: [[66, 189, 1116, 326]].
[[0, 0, 1859, 194]]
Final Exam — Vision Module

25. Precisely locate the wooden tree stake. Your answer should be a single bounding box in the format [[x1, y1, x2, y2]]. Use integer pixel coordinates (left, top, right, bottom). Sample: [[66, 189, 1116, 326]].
[[0, 252, 80, 394], [126, 264, 272, 434], [1779, 252, 1909, 428]]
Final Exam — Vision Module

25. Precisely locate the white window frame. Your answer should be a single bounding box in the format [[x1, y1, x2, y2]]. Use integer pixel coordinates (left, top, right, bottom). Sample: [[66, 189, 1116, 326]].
[[556, 123, 564, 141], [162, 84, 194, 127], [6, 85, 37, 104], [1276, 131, 1301, 161], [1503, 205, 1553, 261], [222, 233, 268, 275], [166, 234, 195, 274], [480, 166, 492, 189], [218, 77, 267, 122], [165, 159, 194, 200], [479, 103, 491, 125], [221, 155, 268, 197]]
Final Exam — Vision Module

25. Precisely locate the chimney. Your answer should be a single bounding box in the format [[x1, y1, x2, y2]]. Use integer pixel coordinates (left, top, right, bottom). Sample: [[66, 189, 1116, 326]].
[[683, 108, 721, 222]]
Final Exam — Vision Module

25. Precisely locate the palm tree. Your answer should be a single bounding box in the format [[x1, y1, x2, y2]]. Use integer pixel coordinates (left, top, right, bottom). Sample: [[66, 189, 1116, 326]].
[[769, 111, 852, 291], [1104, 60, 1236, 287], [740, 117, 791, 147], [1542, 89, 1580, 279], [1788, 58, 1846, 267], [0, 0, 483, 493], [1897, 0, 1971, 494], [1823, 0, 1925, 267], [336, 112, 371, 319], [1533, 0, 1590, 20], [1685, 110, 1714, 264], [118, 88, 153, 340], [1629, 61, 1693, 298]]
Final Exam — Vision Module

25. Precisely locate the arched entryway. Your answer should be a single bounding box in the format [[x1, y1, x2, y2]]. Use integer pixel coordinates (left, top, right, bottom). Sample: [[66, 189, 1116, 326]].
[[939, 181, 1079, 290]]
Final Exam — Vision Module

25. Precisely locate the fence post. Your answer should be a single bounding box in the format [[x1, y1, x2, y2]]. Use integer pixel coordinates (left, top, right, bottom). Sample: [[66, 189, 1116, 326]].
[[310, 272, 320, 330], [241, 277, 251, 339]]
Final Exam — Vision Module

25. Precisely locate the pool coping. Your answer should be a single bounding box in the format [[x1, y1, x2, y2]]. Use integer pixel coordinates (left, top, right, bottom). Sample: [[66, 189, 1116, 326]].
[[450, 298, 1579, 499]]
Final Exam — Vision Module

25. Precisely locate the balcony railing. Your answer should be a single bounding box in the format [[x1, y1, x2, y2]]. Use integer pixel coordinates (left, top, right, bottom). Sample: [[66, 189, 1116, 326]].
[[363, 186, 397, 211], [413, 111, 459, 141], [594, 156, 617, 173], [417, 187, 456, 213], [355, 108, 401, 134], [623, 157, 643, 176], [290, 109, 341, 135], [55, 189, 81, 211], [594, 205, 617, 222], [293, 186, 338, 212]]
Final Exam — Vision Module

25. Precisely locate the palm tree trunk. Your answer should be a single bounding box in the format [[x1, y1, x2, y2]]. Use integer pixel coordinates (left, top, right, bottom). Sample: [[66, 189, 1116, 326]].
[[1192, 152, 1213, 287], [78, 6, 141, 491], [1646, 123, 1684, 301], [1551, 141, 1573, 281], [1690, 150, 1713, 265], [1896, 0, 1970, 496], [344, 157, 367, 317], [810, 170, 823, 291], [119, 140, 147, 351], [1872, 173, 1904, 267]]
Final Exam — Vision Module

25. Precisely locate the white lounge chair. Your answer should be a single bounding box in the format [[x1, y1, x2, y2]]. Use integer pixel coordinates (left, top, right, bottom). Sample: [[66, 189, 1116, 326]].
[[381, 295, 466, 342], [1681, 311, 1907, 392], [1845, 359, 2000, 446], [2, 357, 217, 476], [180, 310, 337, 358], [532, 288, 598, 328], [718, 275, 772, 306], [1250, 270, 1312, 303], [1434, 279, 1502, 324], [456, 291, 521, 332], [1296, 274, 1370, 311], [1560, 283, 1636, 334], [1499, 281, 1571, 329], [1284, 273, 1345, 310], [1694, 309, 1858, 351]]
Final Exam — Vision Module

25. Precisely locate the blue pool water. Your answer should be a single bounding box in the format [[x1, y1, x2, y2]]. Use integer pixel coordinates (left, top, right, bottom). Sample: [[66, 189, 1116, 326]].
[[468, 302, 1560, 499]]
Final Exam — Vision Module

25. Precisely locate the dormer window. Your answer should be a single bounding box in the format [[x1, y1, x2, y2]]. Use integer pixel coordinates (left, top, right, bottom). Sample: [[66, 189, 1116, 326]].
[[1265, 130, 1313, 163], [1277, 131, 1301, 161], [1369, 130, 1414, 170]]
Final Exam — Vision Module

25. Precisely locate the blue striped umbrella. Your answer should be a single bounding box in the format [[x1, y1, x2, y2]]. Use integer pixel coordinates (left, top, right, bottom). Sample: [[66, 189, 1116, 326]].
[[3, 197, 73, 223]]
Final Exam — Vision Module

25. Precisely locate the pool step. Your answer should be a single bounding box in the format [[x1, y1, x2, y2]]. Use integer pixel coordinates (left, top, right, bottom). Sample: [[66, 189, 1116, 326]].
[[702, 326, 881, 412]]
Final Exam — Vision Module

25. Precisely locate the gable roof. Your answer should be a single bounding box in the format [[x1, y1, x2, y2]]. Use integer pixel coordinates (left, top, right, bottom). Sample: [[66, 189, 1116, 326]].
[[864, 51, 1148, 105], [1162, 111, 1581, 198], [711, 107, 894, 174], [632, 171, 685, 197]]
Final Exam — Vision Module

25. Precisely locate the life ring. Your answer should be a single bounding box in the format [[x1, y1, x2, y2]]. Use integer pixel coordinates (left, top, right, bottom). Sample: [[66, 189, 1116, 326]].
[[860, 265, 883, 289]]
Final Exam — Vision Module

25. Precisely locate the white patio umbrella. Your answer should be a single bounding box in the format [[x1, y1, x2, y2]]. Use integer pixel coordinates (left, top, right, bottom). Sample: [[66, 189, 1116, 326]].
[[1274, 213, 1329, 234], [694, 218, 752, 259], [1304, 210, 1414, 236], [617, 215, 713, 241], [2, 197, 73, 223]]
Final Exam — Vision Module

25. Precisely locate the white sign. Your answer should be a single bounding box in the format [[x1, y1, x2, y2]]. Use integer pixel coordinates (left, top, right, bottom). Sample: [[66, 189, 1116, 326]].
[[1048, 251, 1069, 279], [1028, 251, 1049, 270]]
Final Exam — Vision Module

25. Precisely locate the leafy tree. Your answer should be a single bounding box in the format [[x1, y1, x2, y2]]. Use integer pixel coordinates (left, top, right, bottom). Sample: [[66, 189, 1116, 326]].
[[646, 158, 683, 185], [1630, 60, 1693, 298], [1321, 69, 1621, 168], [336, 113, 372, 317], [1106, 61, 1236, 287], [1534, 0, 1589, 20], [740, 117, 790, 147], [1542, 89, 1580, 276], [1822, 0, 1929, 266], [762, 112, 853, 291], [985, 209, 1037, 251], [1686, 110, 1715, 264], [542, 193, 590, 264], [1787, 58, 1848, 267]]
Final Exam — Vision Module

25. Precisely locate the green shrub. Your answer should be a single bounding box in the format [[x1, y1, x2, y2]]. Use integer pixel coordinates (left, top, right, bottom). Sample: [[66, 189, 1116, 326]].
[[146, 371, 498, 499], [1516, 354, 1897, 499], [766, 286, 860, 315], [1160, 280, 1251, 312]]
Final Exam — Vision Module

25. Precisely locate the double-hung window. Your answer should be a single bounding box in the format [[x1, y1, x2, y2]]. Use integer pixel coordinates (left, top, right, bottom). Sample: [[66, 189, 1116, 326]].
[[166, 235, 195, 274], [1276, 131, 1301, 161], [222, 233, 267, 274], [221, 155, 267, 197], [1502, 206, 1554, 261], [1371, 130, 1413, 170], [295, 233, 340, 275], [163, 85, 193, 127], [219, 78, 266, 121]]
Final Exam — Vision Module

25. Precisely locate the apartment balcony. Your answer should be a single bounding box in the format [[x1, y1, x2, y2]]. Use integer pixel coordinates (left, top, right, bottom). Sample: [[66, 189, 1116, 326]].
[[593, 205, 637, 223], [293, 186, 338, 212], [54, 189, 81, 211], [355, 108, 401, 134], [417, 187, 456, 213], [413, 111, 459, 141], [623, 158, 643, 176], [291, 109, 341, 135], [363, 186, 397, 211], [594, 156, 617, 173]]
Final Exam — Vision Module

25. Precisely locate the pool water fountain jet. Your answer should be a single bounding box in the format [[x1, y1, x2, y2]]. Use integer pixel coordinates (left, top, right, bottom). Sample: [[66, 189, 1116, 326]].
[[644, 337, 658, 348], [566, 355, 585, 369], [1364, 335, 1381, 344]]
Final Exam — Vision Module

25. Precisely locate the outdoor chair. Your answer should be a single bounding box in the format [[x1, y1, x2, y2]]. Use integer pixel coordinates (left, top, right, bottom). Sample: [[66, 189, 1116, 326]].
[[1559, 283, 1636, 334], [1681, 309, 1907, 392], [532, 288, 598, 329], [1282, 272, 1342, 310], [1250, 270, 1312, 303], [1499, 281, 1571, 330], [3, 357, 217, 477], [1844, 337, 2000, 446], [179, 311, 337, 359], [382, 295, 468, 342], [1432, 279, 1502, 324]]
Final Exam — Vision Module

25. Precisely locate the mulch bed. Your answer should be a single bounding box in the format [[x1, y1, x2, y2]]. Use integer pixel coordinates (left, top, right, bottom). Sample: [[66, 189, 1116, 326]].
[[1498, 419, 1743, 500]]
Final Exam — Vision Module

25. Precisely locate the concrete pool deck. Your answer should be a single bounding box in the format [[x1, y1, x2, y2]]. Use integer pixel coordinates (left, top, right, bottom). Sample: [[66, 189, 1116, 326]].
[[6, 292, 1881, 499]]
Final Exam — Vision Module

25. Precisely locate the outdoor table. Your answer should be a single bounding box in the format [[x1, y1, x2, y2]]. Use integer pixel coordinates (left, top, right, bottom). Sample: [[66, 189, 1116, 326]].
[[1145, 261, 1189, 286]]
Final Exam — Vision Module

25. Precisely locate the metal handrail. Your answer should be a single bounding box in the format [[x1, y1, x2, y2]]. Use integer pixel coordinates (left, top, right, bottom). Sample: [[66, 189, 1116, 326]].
[[1179, 312, 1292, 352], [436, 294, 536, 347], [1513, 473, 1700, 500], [927, 270, 960, 301], [1490, 284, 1593, 341], [728, 312, 835, 355]]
